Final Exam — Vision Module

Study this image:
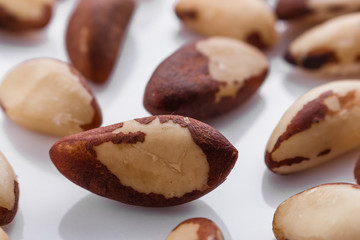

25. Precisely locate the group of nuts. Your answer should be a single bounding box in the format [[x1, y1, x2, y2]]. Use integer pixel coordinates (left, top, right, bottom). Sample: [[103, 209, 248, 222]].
[[1, 0, 360, 239]]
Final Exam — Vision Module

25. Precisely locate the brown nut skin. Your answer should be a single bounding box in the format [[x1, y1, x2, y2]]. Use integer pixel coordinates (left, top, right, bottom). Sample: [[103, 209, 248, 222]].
[[0, 152, 19, 226], [284, 13, 360, 75], [276, 0, 360, 22], [66, 0, 135, 83], [273, 183, 360, 240], [143, 37, 268, 120], [265, 80, 360, 174], [0, 0, 53, 31], [354, 156, 360, 184], [49, 115, 238, 207], [175, 0, 277, 49], [166, 218, 224, 240]]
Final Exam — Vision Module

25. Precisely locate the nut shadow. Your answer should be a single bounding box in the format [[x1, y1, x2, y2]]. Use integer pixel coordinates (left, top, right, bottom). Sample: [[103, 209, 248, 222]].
[[59, 194, 232, 240], [261, 148, 359, 209]]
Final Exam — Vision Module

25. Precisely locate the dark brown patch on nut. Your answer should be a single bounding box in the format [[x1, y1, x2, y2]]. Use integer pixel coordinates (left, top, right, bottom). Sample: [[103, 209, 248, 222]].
[[317, 149, 331, 157], [354, 157, 360, 185], [275, 0, 313, 20], [284, 50, 297, 66], [327, 5, 346, 13], [266, 151, 310, 170], [175, 9, 198, 20], [355, 54, 360, 62], [0, 4, 52, 31], [135, 116, 157, 125], [246, 32, 268, 50], [171, 218, 223, 240], [302, 48, 338, 70], [0, 181, 19, 226]]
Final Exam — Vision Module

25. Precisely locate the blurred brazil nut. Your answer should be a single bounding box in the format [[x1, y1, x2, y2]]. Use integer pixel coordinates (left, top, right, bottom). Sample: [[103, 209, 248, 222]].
[[0, 152, 18, 226], [49, 115, 238, 207], [166, 217, 224, 240], [285, 13, 360, 76], [175, 0, 277, 49], [265, 80, 360, 174], [66, 0, 135, 83], [0, 0, 53, 31], [143, 37, 268, 120], [0, 58, 102, 137], [273, 183, 360, 240], [276, 0, 360, 22]]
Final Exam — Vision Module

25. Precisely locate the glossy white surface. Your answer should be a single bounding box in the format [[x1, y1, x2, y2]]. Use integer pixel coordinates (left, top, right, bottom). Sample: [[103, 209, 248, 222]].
[[0, 0, 358, 239]]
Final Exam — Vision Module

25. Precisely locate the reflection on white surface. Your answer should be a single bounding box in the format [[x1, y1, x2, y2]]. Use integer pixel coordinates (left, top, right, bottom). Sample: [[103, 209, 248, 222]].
[[59, 195, 231, 240]]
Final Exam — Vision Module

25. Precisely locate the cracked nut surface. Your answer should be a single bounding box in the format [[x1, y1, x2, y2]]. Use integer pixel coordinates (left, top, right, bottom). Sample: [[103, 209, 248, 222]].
[[0, 152, 18, 226], [0, 0, 53, 30], [273, 183, 360, 240], [66, 0, 135, 83], [49, 115, 238, 207], [166, 218, 224, 240], [276, 0, 360, 22], [144, 37, 268, 119], [175, 0, 277, 49], [285, 13, 360, 75], [266, 80, 360, 174], [0, 58, 102, 137]]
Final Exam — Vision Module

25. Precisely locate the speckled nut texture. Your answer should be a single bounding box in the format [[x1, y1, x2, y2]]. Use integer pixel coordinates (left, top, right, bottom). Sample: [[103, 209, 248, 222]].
[[0, 58, 102, 137], [0, 227, 9, 240], [0, 0, 53, 31], [0, 152, 18, 226], [175, 0, 277, 49], [66, 0, 135, 83], [285, 13, 360, 75], [49, 115, 238, 207], [166, 218, 224, 240], [273, 183, 360, 240], [276, 0, 360, 22], [143, 37, 268, 119], [265, 80, 360, 174]]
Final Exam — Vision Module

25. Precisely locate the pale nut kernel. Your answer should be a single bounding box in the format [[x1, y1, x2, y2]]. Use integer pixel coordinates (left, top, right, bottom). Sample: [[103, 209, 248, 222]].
[[265, 80, 360, 174], [0, 0, 53, 30], [0, 227, 9, 240], [276, 0, 360, 22], [273, 183, 360, 240], [166, 218, 224, 240], [49, 115, 238, 207], [285, 13, 360, 75], [66, 0, 135, 83], [0, 58, 102, 137], [175, 0, 277, 49], [144, 37, 268, 119], [0, 152, 18, 226]]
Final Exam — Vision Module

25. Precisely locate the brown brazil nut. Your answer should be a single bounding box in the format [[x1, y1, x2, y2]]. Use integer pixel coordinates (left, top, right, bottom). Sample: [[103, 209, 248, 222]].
[[143, 37, 268, 119], [273, 183, 360, 240], [0, 152, 19, 226], [276, 0, 360, 22], [265, 80, 360, 174], [0, 0, 53, 31], [49, 115, 238, 207], [175, 0, 277, 49], [285, 13, 360, 75], [66, 0, 135, 83], [166, 218, 224, 240], [0, 58, 102, 137]]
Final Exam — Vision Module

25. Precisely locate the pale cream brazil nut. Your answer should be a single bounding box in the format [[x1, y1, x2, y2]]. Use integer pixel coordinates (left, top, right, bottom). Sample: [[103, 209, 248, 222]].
[[273, 183, 360, 240], [0, 58, 102, 137], [175, 0, 277, 49], [0, 227, 9, 240], [49, 115, 238, 207], [265, 80, 360, 174], [0, 0, 53, 30], [0, 152, 18, 226], [166, 218, 224, 240], [285, 13, 360, 75]]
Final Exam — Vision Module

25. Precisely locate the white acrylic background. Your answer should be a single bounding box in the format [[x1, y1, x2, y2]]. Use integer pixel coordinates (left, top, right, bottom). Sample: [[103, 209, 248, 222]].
[[0, 0, 358, 239]]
